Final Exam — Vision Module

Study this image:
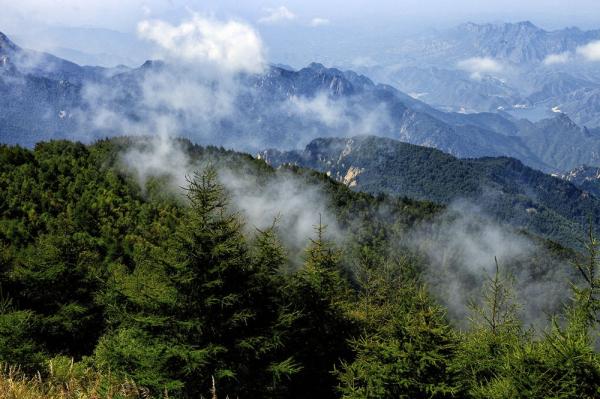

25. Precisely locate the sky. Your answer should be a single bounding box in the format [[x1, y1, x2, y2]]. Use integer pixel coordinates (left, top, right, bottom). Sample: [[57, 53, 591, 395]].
[[2, 0, 600, 67], [3, 0, 600, 31]]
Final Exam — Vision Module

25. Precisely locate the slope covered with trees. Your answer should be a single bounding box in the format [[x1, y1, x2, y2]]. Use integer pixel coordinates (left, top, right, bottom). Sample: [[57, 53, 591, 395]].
[[1, 138, 599, 398], [261, 135, 600, 249]]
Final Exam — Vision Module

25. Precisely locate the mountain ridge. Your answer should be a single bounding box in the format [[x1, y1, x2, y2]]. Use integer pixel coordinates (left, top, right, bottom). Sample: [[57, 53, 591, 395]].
[[1, 31, 600, 173], [260, 135, 600, 248]]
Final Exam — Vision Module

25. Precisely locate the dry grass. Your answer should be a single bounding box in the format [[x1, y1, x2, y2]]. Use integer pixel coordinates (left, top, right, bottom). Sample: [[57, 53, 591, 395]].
[[0, 358, 149, 399]]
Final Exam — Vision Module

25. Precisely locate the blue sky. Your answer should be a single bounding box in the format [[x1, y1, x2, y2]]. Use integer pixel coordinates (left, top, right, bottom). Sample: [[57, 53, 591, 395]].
[[3, 0, 600, 32], [2, 0, 600, 67]]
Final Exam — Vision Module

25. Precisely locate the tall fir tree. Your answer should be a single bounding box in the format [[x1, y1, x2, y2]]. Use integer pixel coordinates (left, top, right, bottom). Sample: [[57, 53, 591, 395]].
[[337, 257, 459, 399], [96, 167, 302, 398], [283, 220, 356, 398]]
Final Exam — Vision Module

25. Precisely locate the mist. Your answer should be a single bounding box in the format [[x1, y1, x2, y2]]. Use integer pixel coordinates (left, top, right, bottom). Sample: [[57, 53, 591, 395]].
[[119, 126, 575, 331], [118, 133, 343, 267], [405, 200, 572, 330], [5, 11, 581, 332]]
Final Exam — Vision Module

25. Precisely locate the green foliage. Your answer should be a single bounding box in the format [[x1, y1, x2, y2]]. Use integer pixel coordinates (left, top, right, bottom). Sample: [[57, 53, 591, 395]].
[[0, 308, 45, 370], [266, 136, 600, 250], [453, 248, 600, 398], [94, 167, 302, 397], [282, 222, 356, 398], [337, 259, 458, 398], [1, 138, 600, 398], [452, 260, 525, 397]]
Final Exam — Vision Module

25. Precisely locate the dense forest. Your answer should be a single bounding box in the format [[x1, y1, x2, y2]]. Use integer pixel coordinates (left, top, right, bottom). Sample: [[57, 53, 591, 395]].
[[1, 138, 600, 398], [262, 135, 600, 250]]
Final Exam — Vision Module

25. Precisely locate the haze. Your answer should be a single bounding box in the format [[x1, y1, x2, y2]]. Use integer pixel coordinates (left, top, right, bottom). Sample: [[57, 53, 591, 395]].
[[3, 0, 600, 68]]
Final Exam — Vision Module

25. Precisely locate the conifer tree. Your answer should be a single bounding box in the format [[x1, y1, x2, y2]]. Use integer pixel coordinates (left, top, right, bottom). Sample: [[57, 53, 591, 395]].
[[489, 228, 600, 398], [242, 224, 302, 397], [96, 167, 301, 398], [337, 257, 458, 399], [452, 258, 524, 397], [0, 287, 45, 370], [9, 228, 103, 358], [284, 220, 356, 398]]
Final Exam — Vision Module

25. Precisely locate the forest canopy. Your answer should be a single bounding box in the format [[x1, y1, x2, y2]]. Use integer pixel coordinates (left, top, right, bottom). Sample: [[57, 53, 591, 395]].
[[1, 138, 599, 398]]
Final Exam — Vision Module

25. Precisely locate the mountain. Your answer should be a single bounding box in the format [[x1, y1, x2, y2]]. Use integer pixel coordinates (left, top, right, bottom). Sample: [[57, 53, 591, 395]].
[[10, 26, 149, 67], [3, 24, 600, 399], [514, 113, 600, 171], [0, 32, 108, 82], [0, 136, 583, 397], [356, 21, 600, 127], [367, 65, 522, 114], [445, 21, 600, 65], [260, 135, 600, 248], [0, 33, 543, 167], [0, 32, 122, 146], [362, 21, 600, 70], [5, 31, 600, 172], [558, 165, 600, 197]]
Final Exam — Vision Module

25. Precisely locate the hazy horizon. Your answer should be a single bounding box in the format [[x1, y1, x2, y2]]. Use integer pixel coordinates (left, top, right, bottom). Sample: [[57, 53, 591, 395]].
[[3, 0, 600, 68]]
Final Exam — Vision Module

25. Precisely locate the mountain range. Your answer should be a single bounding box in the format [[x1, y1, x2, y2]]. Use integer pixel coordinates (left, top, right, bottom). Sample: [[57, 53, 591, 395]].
[[355, 21, 600, 127], [260, 135, 600, 248], [5, 30, 600, 174], [5, 16, 600, 396]]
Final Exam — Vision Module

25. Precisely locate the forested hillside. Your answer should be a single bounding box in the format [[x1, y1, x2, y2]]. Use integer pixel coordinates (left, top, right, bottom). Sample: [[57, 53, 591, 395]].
[[261, 135, 600, 249], [1, 138, 599, 398]]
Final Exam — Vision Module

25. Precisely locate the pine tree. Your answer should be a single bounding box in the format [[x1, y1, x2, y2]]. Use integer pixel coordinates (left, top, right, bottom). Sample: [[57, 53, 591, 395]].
[[571, 224, 600, 326], [95, 167, 302, 398], [452, 258, 524, 397], [242, 224, 302, 397], [9, 228, 103, 358], [284, 220, 356, 398], [0, 286, 45, 370], [337, 257, 458, 399]]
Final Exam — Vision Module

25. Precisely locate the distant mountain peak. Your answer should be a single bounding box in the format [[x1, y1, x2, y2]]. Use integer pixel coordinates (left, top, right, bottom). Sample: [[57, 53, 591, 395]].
[[140, 59, 165, 70], [306, 62, 328, 72], [0, 32, 18, 53], [459, 20, 541, 32], [554, 112, 579, 128], [515, 20, 537, 29]]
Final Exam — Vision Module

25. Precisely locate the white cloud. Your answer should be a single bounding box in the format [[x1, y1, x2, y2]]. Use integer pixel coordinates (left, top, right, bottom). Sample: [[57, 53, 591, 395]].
[[351, 56, 377, 68], [288, 93, 345, 127], [258, 6, 296, 24], [310, 17, 330, 27], [457, 57, 503, 80], [284, 92, 395, 139], [543, 52, 571, 65], [76, 15, 268, 150], [406, 200, 570, 328], [123, 130, 193, 192], [576, 40, 600, 62], [220, 167, 344, 262], [137, 14, 266, 74]]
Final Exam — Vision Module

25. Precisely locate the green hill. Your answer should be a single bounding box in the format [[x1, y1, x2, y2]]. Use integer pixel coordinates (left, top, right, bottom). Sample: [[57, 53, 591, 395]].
[[0, 137, 595, 398], [260, 135, 600, 249]]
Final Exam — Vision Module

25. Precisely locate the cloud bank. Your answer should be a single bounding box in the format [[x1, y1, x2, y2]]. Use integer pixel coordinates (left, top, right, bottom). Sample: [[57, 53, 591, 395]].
[[258, 6, 296, 24], [120, 135, 343, 265], [288, 94, 346, 127], [576, 40, 600, 62], [543, 52, 571, 65], [457, 57, 503, 80], [138, 14, 266, 74], [542, 42, 600, 66], [406, 200, 570, 329]]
